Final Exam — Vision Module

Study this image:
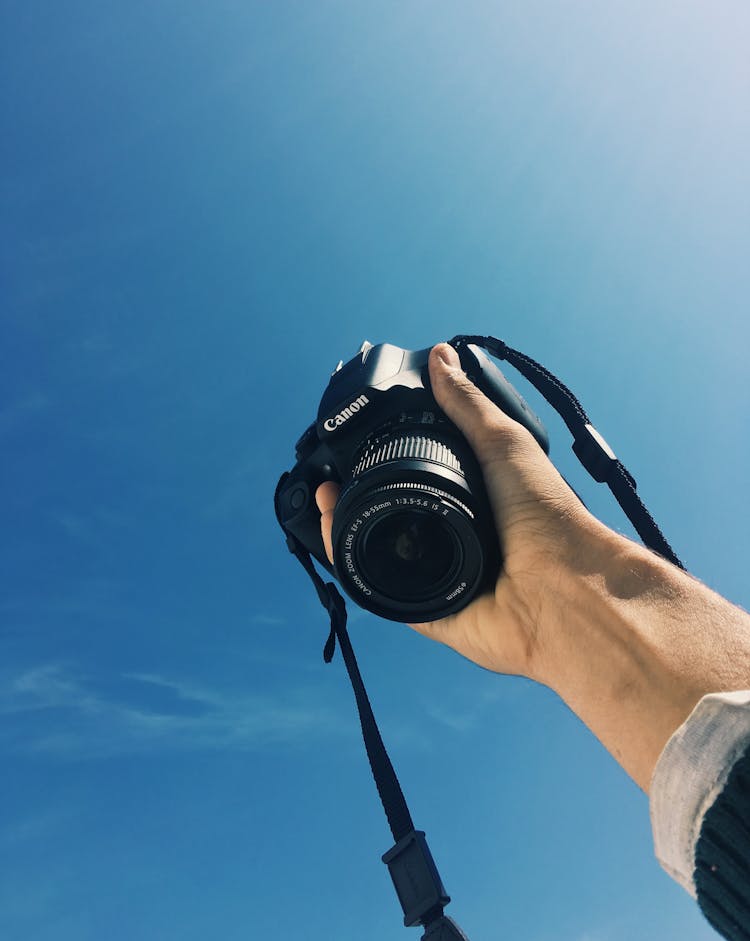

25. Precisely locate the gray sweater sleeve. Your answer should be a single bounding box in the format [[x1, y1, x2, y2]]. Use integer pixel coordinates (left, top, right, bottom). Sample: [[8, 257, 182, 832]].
[[650, 691, 750, 938]]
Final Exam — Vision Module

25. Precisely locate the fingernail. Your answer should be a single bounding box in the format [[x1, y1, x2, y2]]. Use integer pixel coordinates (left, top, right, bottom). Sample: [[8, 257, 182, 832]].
[[435, 343, 459, 368]]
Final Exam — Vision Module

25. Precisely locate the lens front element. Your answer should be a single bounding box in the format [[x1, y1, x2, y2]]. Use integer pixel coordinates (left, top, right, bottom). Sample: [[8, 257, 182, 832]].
[[333, 480, 489, 622], [360, 508, 462, 603]]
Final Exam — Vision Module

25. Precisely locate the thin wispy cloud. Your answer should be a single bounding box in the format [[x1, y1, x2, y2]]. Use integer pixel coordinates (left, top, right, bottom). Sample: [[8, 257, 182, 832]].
[[0, 663, 345, 759], [0, 392, 49, 437], [421, 681, 525, 733], [0, 576, 126, 623], [0, 806, 77, 850], [249, 613, 286, 626], [52, 505, 135, 546]]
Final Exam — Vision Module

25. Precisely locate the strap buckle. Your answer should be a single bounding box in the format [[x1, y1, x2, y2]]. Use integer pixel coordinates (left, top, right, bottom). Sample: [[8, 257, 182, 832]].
[[382, 830, 450, 928]]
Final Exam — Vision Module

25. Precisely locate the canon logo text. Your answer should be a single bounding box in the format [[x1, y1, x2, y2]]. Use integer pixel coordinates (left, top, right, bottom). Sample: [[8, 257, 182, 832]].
[[323, 394, 370, 432]]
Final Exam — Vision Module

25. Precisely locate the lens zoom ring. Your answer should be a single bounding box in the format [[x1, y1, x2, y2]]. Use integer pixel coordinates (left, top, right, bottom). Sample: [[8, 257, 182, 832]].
[[352, 434, 464, 478]]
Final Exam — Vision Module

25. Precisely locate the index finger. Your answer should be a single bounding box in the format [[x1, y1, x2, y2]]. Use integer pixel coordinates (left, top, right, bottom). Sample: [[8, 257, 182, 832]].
[[315, 481, 341, 565], [315, 480, 340, 514]]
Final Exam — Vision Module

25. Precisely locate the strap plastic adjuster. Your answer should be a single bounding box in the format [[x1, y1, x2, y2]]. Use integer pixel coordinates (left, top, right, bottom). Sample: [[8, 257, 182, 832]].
[[572, 423, 619, 483], [382, 830, 450, 927]]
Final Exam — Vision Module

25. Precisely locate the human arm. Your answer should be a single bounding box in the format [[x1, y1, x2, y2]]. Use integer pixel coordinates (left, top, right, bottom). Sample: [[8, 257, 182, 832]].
[[315, 342, 750, 793]]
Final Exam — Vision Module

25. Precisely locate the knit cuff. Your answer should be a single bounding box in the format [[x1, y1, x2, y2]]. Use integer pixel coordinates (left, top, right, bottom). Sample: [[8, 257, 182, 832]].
[[649, 690, 750, 897], [694, 747, 750, 940]]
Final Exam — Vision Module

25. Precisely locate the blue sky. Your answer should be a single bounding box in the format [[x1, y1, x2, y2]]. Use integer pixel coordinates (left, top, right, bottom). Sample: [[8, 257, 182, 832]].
[[1, 2, 748, 939]]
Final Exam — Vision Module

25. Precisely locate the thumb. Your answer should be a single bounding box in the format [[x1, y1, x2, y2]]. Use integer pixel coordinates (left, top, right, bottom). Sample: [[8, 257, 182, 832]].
[[429, 343, 527, 465]]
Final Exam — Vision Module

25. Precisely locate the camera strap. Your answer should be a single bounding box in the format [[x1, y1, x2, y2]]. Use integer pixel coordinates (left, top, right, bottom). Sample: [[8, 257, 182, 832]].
[[449, 335, 685, 570], [281, 523, 467, 939], [276, 334, 684, 940]]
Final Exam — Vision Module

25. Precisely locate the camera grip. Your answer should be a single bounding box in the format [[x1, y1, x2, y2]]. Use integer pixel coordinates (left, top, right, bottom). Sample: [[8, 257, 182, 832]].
[[275, 472, 335, 575], [455, 344, 549, 453]]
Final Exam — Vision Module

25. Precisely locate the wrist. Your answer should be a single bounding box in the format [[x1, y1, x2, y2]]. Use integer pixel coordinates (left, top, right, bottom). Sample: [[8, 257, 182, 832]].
[[531, 518, 638, 680], [525, 518, 705, 790]]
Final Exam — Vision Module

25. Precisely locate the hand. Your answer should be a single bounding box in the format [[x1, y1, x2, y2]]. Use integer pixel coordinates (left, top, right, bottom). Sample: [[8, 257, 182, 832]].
[[316, 342, 750, 790], [315, 343, 601, 681]]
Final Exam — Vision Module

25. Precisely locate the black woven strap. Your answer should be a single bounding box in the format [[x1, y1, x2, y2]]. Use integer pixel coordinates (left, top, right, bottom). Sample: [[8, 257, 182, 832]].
[[283, 529, 415, 842], [449, 334, 685, 571], [283, 534, 460, 932]]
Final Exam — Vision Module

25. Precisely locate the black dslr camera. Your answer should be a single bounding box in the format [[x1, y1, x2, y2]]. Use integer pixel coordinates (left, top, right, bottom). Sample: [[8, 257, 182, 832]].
[[275, 340, 549, 624]]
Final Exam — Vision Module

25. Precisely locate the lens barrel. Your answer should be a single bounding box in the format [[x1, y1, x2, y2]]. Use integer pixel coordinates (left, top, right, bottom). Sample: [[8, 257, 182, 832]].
[[331, 425, 498, 622]]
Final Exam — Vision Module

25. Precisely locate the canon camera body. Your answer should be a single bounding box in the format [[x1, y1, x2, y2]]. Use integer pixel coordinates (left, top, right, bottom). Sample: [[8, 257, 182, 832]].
[[275, 341, 549, 623]]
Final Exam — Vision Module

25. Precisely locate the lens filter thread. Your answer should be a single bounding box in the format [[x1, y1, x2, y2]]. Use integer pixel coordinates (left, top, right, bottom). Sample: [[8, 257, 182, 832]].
[[333, 481, 488, 622]]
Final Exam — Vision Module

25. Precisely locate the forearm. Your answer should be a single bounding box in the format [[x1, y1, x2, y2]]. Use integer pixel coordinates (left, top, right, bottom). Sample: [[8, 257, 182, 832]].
[[530, 517, 750, 792]]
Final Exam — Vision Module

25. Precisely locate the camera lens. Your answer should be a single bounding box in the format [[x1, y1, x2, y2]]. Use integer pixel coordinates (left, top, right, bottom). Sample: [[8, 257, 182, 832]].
[[331, 423, 499, 622], [359, 509, 462, 602]]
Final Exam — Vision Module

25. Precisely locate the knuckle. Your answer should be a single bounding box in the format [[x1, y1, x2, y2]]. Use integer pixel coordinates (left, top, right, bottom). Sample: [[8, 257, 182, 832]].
[[479, 419, 537, 463]]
